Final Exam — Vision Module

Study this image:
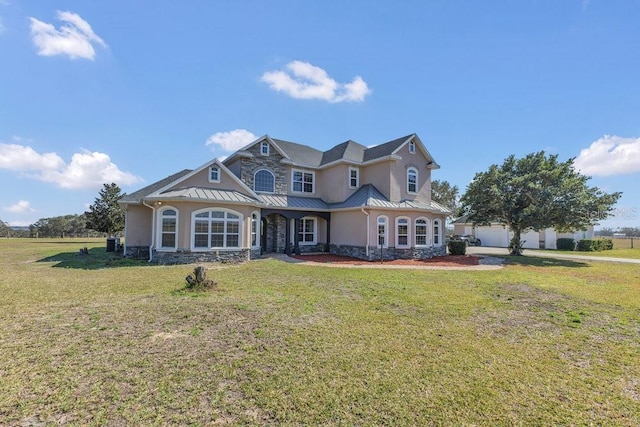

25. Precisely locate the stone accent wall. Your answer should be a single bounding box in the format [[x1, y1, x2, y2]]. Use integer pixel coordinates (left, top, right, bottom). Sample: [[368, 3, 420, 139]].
[[297, 243, 328, 254], [152, 249, 250, 265], [241, 144, 288, 194], [125, 246, 150, 260], [330, 244, 446, 261], [265, 214, 287, 252]]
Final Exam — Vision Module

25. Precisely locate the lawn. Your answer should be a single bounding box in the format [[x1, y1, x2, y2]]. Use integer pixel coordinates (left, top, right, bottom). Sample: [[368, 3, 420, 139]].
[[1, 239, 639, 425]]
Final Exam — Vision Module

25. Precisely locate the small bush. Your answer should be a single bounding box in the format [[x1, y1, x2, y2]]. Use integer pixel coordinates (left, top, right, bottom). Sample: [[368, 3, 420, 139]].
[[576, 239, 614, 252], [556, 238, 575, 251], [448, 240, 467, 256]]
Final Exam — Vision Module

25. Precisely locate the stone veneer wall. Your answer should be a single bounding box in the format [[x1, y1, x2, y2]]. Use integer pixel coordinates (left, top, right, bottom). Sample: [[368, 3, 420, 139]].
[[330, 244, 446, 261], [125, 245, 150, 260], [265, 214, 287, 253], [152, 249, 251, 265], [240, 144, 288, 194]]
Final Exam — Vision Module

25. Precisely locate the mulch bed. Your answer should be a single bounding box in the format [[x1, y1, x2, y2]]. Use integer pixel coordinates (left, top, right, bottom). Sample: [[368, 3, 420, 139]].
[[290, 254, 481, 266]]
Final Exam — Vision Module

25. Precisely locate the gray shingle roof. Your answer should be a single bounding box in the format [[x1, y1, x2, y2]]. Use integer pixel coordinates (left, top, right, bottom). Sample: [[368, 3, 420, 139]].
[[320, 140, 367, 165], [120, 169, 192, 203], [363, 134, 413, 162], [272, 138, 324, 167]]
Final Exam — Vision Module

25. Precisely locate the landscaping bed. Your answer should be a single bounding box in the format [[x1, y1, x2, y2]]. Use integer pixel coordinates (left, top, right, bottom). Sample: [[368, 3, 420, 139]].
[[291, 253, 481, 266]]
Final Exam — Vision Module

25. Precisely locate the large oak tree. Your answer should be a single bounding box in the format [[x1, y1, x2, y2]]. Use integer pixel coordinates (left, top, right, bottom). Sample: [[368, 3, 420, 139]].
[[459, 151, 621, 255]]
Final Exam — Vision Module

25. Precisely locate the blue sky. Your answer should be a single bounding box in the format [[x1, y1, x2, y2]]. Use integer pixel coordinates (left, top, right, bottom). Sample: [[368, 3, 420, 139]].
[[1, 1, 639, 229]]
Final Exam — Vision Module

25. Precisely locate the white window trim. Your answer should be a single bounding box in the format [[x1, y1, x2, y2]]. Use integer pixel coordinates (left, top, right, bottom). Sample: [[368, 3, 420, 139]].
[[409, 140, 416, 154], [407, 167, 418, 194], [260, 141, 270, 156], [414, 217, 430, 247], [296, 216, 317, 246], [190, 207, 243, 251], [291, 169, 315, 194], [348, 166, 359, 189], [156, 206, 178, 252], [253, 169, 275, 193], [433, 219, 442, 247], [209, 166, 221, 183], [250, 211, 260, 248], [377, 215, 388, 248], [395, 216, 411, 248]]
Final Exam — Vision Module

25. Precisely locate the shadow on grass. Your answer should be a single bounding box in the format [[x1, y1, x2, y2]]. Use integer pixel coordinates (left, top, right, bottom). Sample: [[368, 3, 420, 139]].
[[503, 255, 589, 268], [37, 247, 149, 270]]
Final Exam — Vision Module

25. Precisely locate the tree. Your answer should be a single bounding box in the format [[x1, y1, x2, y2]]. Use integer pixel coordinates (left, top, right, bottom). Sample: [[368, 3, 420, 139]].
[[431, 180, 459, 215], [85, 183, 126, 237], [0, 219, 11, 237], [459, 151, 622, 256]]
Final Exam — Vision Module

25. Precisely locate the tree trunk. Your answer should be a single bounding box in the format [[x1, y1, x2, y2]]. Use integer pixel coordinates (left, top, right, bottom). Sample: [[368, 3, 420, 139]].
[[509, 228, 524, 256]]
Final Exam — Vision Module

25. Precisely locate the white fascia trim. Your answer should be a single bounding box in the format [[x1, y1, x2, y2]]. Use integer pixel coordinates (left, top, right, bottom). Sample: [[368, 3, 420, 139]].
[[390, 134, 440, 169]]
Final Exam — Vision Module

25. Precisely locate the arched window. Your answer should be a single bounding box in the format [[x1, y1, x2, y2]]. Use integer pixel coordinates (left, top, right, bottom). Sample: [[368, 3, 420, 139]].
[[407, 167, 418, 194], [415, 218, 429, 246], [377, 216, 388, 248], [254, 169, 275, 193], [396, 217, 410, 247], [158, 207, 178, 250], [192, 208, 241, 249], [433, 219, 442, 246]]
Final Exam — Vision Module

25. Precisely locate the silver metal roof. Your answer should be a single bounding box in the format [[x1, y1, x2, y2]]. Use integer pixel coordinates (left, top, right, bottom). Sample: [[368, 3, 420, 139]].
[[259, 194, 329, 210], [148, 187, 260, 204]]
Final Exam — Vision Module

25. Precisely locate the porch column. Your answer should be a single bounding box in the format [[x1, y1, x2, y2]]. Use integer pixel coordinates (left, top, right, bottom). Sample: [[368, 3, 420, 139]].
[[294, 218, 300, 255], [285, 216, 291, 255], [325, 218, 331, 252]]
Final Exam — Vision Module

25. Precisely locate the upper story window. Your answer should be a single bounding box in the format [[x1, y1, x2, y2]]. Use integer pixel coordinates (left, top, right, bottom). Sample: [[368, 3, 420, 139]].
[[192, 209, 241, 249], [292, 169, 314, 193], [396, 217, 410, 247], [377, 216, 388, 248], [254, 169, 275, 193], [260, 141, 270, 156], [209, 166, 220, 183], [158, 208, 178, 250], [407, 167, 418, 194], [409, 140, 416, 154], [349, 167, 359, 188]]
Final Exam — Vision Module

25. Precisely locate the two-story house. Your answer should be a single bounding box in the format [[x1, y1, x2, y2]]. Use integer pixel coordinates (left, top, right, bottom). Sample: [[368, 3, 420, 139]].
[[119, 133, 450, 264]]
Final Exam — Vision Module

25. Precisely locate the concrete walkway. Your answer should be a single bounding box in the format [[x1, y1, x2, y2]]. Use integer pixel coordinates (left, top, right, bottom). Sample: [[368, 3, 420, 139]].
[[467, 246, 640, 264]]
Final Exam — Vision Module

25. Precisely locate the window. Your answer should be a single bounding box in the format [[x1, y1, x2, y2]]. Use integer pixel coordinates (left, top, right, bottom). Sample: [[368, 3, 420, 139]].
[[192, 209, 241, 249], [260, 141, 270, 156], [254, 169, 275, 193], [433, 219, 441, 246], [377, 216, 388, 247], [415, 218, 428, 246], [209, 166, 220, 183], [292, 170, 314, 193], [251, 212, 259, 247], [159, 208, 177, 250], [349, 167, 359, 188], [409, 140, 416, 154], [297, 217, 316, 245], [407, 167, 418, 194], [396, 217, 409, 247]]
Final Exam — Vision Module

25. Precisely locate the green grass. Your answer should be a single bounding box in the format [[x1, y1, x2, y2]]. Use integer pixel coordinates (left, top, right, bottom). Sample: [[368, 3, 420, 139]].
[[1, 238, 640, 425]]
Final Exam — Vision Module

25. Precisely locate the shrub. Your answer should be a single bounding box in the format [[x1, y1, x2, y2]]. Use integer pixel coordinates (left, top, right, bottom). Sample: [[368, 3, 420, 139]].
[[556, 238, 575, 251], [448, 240, 467, 256], [577, 239, 614, 252]]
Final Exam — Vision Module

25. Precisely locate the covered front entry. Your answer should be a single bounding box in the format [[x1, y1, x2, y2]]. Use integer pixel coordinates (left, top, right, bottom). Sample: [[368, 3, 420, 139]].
[[261, 209, 330, 255]]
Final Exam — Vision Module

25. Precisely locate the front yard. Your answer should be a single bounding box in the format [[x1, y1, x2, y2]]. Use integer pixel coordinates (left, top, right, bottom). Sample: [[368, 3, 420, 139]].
[[1, 239, 639, 425]]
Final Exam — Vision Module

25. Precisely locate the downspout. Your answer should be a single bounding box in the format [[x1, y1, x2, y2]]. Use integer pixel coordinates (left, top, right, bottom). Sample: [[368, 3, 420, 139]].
[[142, 200, 155, 262], [361, 207, 370, 257]]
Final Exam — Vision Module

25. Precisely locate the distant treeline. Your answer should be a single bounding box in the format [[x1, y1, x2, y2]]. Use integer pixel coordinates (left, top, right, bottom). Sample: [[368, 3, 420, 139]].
[[595, 227, 640, 237], [0, 214, 110, 238]]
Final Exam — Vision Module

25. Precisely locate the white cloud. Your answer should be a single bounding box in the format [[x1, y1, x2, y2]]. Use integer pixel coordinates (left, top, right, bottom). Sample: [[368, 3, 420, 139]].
[[205, 129, 258, 152], [574, 135, 640, 176], [261, 61, 371, 103], [3, 200, 34, 214], [0, 143, 141, 189], [29, 10, 106, 60]]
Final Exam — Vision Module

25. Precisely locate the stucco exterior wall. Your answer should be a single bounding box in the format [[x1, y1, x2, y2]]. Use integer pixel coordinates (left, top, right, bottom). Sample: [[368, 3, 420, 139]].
[[329, 211, 367, 246], [124, 204, 152, 247], [360, 161, 391, 201], [173, 165, 249, 194], [317, 164, 358, 203], [388, 143, 431, 202]]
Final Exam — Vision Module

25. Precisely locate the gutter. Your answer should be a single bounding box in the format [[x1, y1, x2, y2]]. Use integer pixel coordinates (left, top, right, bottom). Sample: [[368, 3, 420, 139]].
[[142, 200, 155, 262], [361, 207, 370, 257]]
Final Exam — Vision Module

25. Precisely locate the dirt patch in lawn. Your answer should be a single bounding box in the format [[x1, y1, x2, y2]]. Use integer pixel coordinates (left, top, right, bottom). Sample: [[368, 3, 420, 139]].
[[290, 254, 482, 266]]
